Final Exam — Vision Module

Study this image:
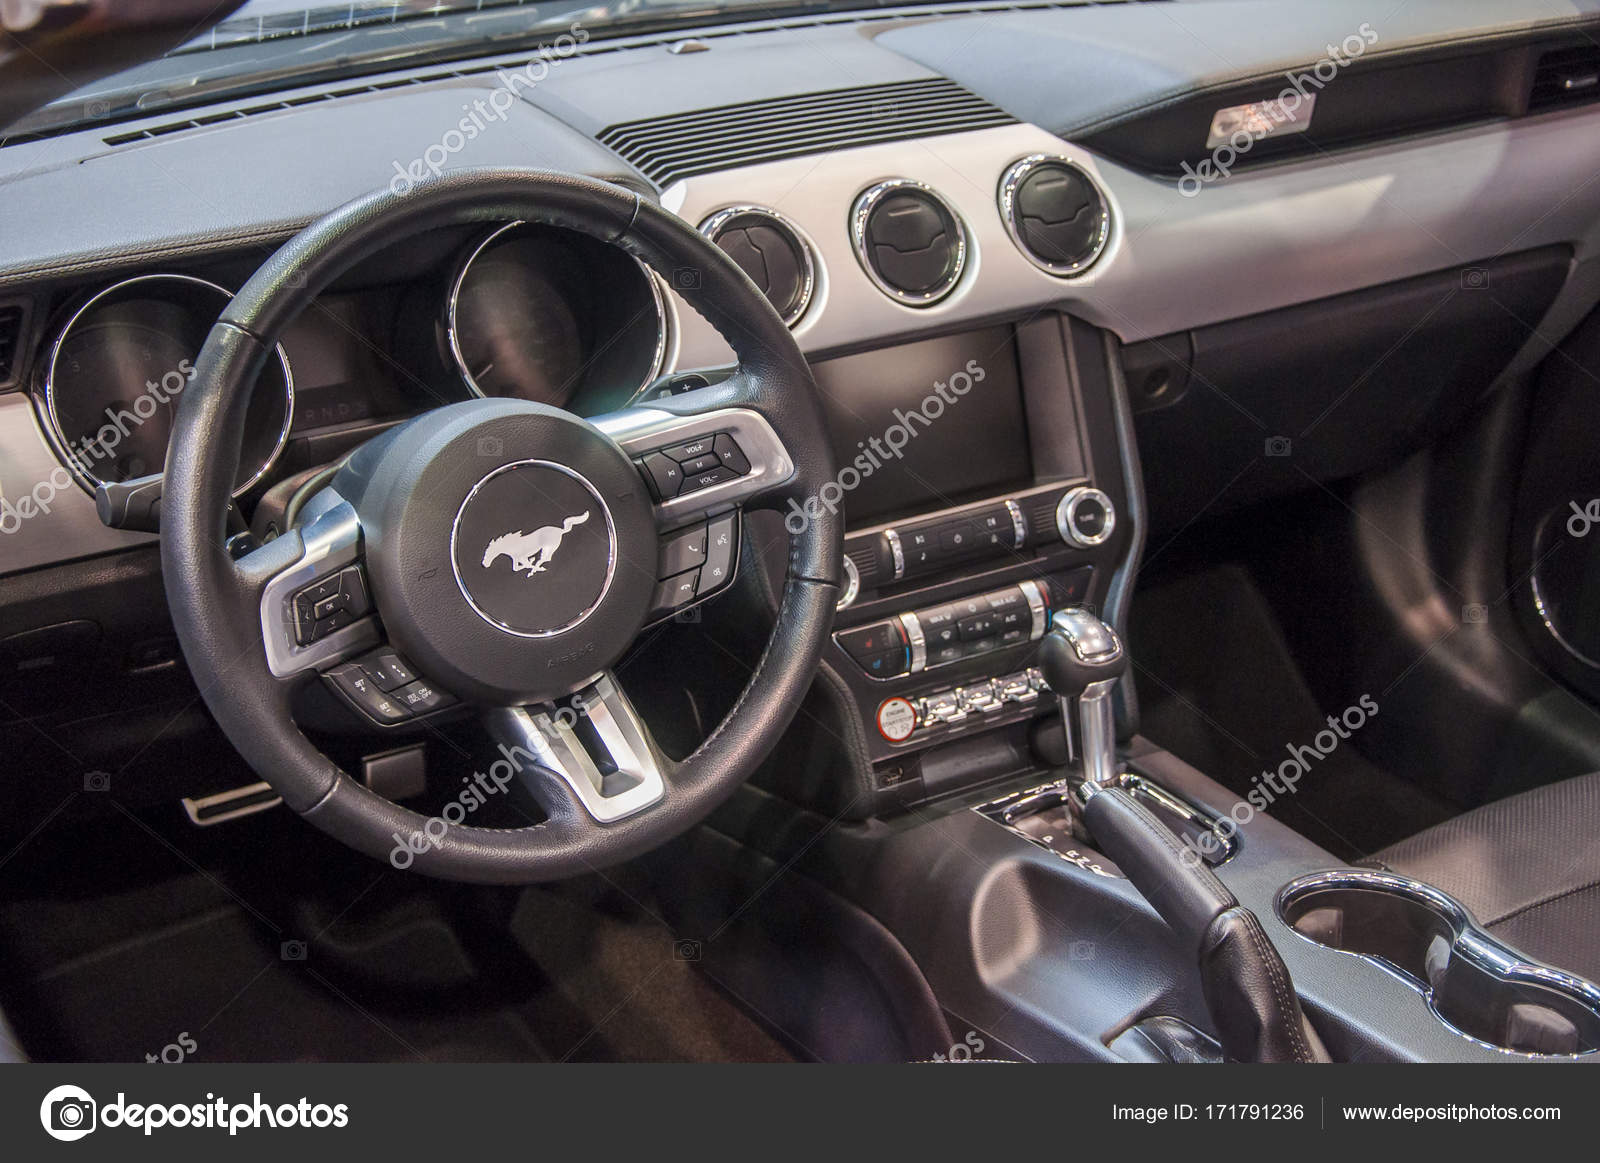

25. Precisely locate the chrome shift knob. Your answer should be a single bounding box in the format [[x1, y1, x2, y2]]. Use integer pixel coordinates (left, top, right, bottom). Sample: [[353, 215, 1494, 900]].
[[1038, 607, 1127, 790]]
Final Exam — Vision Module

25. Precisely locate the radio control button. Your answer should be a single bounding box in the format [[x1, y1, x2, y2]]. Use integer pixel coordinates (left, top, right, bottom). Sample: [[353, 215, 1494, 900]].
[[640, 453, 684, 499], [712, 434, 751, 475], [662, 436, 716, 462], [677, 453, 721, 476], [1056, 487, 1116, 549], [939, 522, 975, 552]]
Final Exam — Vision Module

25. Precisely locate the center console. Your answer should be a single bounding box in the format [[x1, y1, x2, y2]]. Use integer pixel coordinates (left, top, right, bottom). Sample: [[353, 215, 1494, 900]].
[[812, 313, 1135, 812], [678, 311, 1600, 1064]]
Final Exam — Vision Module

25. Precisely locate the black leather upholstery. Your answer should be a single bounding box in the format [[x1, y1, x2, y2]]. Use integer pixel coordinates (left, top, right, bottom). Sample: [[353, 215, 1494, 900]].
[[1372, 772, 1600, 983], [1083, 788, 1327, 1062]]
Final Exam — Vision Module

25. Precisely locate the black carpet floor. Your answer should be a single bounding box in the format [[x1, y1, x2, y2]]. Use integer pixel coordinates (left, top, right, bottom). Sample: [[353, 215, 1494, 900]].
[[0, 796, 793, 1063], [1130, 563, 1455, 861]]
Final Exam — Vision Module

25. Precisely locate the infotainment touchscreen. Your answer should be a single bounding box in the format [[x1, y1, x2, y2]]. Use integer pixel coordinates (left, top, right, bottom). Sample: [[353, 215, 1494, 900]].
[[808, 325, 1030, 527]]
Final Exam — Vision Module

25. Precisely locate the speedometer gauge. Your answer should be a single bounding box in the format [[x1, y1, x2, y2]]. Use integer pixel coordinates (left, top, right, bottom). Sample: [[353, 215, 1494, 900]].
[[446, 222, 669, 411], [42, 274, 294, 496]]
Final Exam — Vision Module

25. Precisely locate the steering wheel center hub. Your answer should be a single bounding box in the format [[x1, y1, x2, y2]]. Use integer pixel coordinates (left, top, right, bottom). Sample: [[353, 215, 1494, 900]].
[[451, 461, 616, 637], [338, 398, 658, 704]]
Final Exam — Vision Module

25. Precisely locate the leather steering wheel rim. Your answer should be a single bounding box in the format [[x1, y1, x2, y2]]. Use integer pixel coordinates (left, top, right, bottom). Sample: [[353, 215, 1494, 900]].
[[161, 168, 841, 883]]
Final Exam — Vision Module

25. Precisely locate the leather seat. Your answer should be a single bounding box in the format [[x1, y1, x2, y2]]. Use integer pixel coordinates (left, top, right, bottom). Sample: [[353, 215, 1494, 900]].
[[1370, 772, 1600, 983]]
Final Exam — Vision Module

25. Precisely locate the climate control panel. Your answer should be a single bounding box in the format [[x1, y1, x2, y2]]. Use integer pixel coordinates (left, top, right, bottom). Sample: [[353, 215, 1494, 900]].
[[833, 580, 1049, 680]]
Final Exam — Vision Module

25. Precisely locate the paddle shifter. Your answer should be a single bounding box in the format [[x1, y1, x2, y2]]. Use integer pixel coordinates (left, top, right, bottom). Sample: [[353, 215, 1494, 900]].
[[1036, 607, 1329, 1062], [1037, 607, 1127, 790]]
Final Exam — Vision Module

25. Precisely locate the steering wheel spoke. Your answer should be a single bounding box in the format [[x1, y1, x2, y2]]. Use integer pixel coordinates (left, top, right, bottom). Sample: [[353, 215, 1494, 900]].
[[483, 672, 668, 824], [249, 487, 381, 679], [592, 396, 797, 523]]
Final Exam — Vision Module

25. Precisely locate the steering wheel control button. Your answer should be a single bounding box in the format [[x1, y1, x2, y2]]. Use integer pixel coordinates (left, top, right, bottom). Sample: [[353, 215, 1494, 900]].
[[661, 436, 715, 462], [676, 452, 722, 476], [637, 431, 752, 500], [659, 524, 709, 577], [653, 571, 700, 612], [640, 452, 683, 499], [1056, 486, 1116, 549], [701, 514, 738, 589], [682, 466, 737, 494], [292, 565, 371, 645], [396, 680, 453, 715], [326, 664, 411, 724], [876, 697, 918, 743], [713, 433, 751, 475], [362, 651, 418, 692], [452, 461, 616, 638]]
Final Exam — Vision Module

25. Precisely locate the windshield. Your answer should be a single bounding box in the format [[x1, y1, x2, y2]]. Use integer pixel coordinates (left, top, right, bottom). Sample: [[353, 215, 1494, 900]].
[[8, 0, 905, 141]]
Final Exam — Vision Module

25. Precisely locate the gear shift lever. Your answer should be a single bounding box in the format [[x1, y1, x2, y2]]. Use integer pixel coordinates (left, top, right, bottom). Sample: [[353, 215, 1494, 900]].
[[1037, 607, 1128, 789], [1034, 610, 1329, 1061]]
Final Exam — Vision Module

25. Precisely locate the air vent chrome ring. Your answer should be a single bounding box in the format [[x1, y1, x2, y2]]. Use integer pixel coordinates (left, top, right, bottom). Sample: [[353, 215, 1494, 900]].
[[850, 178, 968, 308], [998, 154, 1110, 278], [698, 205, 817, 327]]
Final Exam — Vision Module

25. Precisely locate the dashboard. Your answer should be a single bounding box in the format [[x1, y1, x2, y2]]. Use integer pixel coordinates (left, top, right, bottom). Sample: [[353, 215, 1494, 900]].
[[26, 221, 674, 516], [4, 0, 1600, 780]]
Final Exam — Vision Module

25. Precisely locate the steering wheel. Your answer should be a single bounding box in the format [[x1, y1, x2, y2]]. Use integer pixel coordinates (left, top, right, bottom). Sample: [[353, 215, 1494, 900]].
[[161, 169, 842, 883]]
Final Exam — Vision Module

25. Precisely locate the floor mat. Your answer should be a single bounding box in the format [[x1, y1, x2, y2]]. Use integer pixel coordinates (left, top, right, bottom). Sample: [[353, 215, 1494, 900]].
[[0, 798, 793, 1063], [1130, 563, 1455, 860]]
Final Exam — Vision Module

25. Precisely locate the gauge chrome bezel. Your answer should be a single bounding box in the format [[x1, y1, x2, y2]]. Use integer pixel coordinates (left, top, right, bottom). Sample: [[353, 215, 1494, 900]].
[[445, 220, 672, 403], [40, 272, 295, 498]]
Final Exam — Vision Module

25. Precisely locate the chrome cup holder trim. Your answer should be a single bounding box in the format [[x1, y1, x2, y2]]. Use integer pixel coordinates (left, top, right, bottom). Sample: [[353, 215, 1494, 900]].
[[1277, 868, 1600, 1058]]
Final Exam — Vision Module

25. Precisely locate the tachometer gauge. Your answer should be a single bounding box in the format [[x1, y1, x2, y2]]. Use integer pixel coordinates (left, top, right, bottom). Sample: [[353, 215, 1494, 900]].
[[446, 222, 669, 411], [43, 274, 293, 495]]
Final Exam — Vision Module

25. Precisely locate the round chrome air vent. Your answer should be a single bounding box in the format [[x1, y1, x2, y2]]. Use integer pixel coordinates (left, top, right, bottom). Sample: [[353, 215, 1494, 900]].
[[699, 205, 816, 327], [998, 155, 1110, 277], [851, 179, 967, 307]]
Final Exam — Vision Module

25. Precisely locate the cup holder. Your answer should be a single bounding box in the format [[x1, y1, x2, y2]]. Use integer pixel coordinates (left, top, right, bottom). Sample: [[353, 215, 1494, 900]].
[[1278, 869, 1600, 1057]]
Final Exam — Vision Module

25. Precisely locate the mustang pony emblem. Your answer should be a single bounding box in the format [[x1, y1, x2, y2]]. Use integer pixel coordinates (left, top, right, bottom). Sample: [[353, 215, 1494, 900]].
[[481, 511, 591, 577]]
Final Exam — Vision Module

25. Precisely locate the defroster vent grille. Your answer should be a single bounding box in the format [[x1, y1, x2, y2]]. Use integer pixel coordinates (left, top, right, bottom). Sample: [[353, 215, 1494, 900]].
[[598, 77, 1015, 188]]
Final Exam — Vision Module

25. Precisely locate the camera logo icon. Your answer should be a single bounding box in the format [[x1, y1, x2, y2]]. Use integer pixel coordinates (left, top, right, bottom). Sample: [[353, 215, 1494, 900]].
[[671, 267, 701, 291], [673, 938, 702, 962], [1264, 436, 1292, 457], [40, 1084, 97, 1141]]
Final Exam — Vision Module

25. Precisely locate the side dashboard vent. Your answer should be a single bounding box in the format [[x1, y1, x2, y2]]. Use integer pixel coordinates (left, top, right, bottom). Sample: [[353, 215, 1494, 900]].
[[598, 78, 1014, 188], [0, 303, 26, 387], [1529, 44, 1600, 110]]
